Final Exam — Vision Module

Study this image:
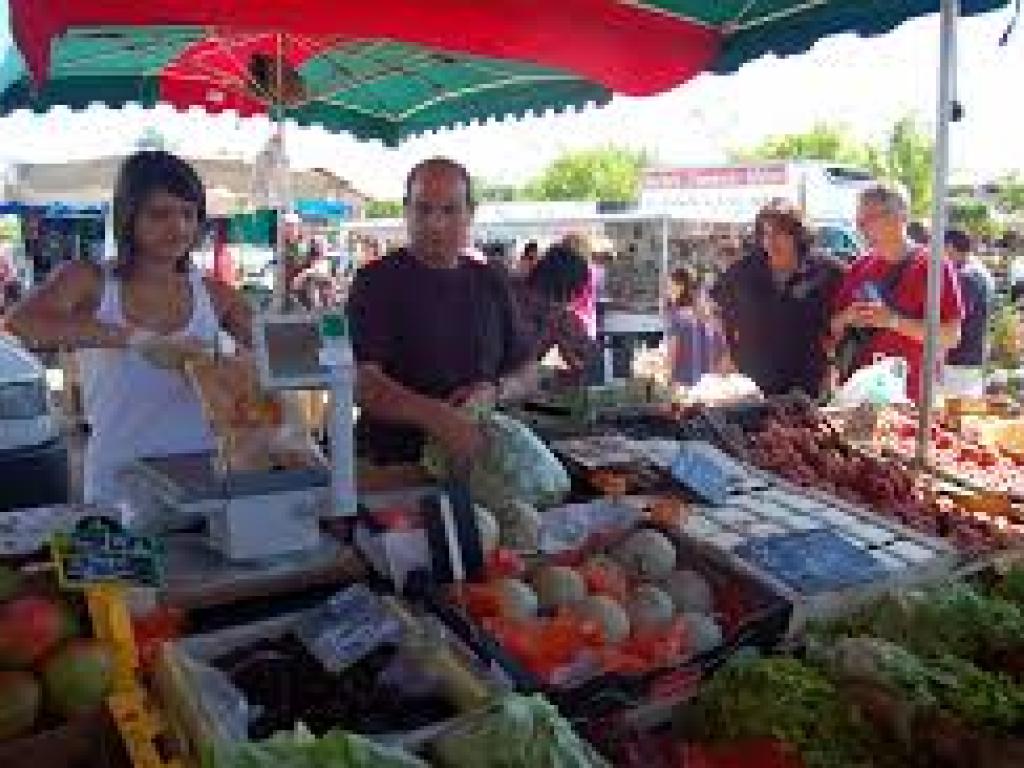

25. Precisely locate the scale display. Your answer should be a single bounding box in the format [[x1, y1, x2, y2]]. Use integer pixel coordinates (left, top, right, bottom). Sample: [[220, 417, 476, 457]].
[[253, 312, 330, 389]]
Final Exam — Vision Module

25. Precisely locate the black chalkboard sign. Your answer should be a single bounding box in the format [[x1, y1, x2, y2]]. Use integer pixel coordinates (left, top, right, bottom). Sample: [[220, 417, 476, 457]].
[[51, 516, 164, 589]]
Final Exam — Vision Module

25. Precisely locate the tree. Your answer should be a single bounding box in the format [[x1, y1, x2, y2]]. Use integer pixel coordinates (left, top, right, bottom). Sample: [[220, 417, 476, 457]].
[[365, 199, 403, 219], [0, 217, 20, 243], [733, 116, 937, 217], [730, 122, 870, 167], [996, 173, 1024, 213], [948, 198, 999, 240], [523, 146, 648, 202], [871, 116, 935, 218], [474, 178, 522, 203]]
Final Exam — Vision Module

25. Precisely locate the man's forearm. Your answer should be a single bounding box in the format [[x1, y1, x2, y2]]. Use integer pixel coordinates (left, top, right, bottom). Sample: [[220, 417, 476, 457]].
[[356, 363, 451, 433], [497, 362, 539, 404], [891, 317, 961, 350]]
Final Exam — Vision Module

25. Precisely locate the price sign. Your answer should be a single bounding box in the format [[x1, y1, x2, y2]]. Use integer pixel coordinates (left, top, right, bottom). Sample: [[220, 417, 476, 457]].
[[735, 530, 887, 595], [50, 516, 164, 589], [294, 585, 402, 673], [671, 443, 731, 504]]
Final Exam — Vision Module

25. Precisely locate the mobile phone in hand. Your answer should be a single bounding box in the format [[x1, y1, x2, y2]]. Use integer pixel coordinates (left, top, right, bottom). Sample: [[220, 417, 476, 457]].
[[857, 282, 882, 303]]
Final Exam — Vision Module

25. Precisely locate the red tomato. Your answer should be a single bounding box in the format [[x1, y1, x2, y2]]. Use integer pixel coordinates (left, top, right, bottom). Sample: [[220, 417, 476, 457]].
[[484, 548, 526, 580], [679, 740, 804, 768], [455, 583, 502, 619], [133, 605, 185, 668]]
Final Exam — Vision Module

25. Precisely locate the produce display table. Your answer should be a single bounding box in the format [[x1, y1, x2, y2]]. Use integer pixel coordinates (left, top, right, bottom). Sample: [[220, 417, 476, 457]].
[[6, 393, 1024, 768], [161, 534, 366, 612]]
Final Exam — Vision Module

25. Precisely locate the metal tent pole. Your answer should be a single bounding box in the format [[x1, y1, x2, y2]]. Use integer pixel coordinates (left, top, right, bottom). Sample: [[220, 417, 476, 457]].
[[273, 32, 290, 311], [917, 0, 959, 464], [103, 202, 115, 264], [273, 118, 288, 311], [660, 215, 670, 312]]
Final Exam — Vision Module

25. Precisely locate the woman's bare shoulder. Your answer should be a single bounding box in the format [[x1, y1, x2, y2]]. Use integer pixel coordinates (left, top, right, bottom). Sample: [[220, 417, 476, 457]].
[[36, 260, 103, 304], [49, 259, 103, 288]]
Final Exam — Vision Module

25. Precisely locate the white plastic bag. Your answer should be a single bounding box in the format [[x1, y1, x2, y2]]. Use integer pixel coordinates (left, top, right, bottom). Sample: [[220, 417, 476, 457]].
[[422, 409, 570, 510], [831, 356, 910, 408], [186, 354, 325, 472]]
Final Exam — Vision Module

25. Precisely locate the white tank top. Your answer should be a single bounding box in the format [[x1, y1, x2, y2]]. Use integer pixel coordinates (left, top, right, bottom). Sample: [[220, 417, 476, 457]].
[[78, 268, 221, 505]]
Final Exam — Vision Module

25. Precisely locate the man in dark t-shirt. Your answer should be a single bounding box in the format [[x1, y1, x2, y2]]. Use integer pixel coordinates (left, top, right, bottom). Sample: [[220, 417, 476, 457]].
[[943, 228, 994, 397], [347, 158, 534, 465]]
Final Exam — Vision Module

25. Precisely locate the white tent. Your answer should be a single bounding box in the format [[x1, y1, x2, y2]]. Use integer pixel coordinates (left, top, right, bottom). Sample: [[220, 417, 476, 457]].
[[1, 155, 367, 217]]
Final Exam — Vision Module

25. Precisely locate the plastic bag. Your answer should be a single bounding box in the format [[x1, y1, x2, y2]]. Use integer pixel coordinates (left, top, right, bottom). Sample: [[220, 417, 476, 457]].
[[684, 374, 762, 406], [422, 410, 570, 510], [831, 356, 910, 408], [186, 354, 325, 472], [538, 499, 641, 555], [177, 649, 253, 743]]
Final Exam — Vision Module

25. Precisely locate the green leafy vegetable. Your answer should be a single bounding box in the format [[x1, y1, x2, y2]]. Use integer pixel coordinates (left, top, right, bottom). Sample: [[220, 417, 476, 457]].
[[431, 693, 610, 768], [811, 583, 1024, 669], [992, 566, 1024, 608], [681, 657, 883, 768], [928, 655, 1024, 731], [204, 727, 428, 768], [423, 409, 570, 509], [821, 637, 1024, 733]]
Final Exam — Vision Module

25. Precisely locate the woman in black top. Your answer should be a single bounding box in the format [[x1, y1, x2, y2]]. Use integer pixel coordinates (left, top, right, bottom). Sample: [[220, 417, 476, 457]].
[[711, 200, 845, 399]]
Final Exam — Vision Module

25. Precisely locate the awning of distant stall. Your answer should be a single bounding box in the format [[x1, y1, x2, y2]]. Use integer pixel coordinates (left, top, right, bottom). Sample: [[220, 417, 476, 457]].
[[0, 201, 107, 217]]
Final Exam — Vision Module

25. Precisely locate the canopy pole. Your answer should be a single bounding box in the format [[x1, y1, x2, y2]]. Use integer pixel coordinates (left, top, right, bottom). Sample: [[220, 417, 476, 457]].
[[917, 0, 959, 465], [273, 32, 290, 312], [273, 117, 288, 311], [103, 202, 115, 264], [660, 215, 670, 314]]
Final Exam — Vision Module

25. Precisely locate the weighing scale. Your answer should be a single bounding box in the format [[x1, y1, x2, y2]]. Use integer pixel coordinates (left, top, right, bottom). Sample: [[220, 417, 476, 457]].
[[121, 312, 351, 562]]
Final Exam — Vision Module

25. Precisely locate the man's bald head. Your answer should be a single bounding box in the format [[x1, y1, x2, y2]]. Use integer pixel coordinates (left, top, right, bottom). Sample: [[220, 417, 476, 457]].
[[403, 158, 475, 267], [404, 158, 473, 207]]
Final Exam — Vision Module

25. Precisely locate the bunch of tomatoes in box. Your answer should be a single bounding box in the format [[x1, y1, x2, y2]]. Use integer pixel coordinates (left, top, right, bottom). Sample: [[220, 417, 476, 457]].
[[744, 403, 1019, 555], [878, 410, 1024, 497]]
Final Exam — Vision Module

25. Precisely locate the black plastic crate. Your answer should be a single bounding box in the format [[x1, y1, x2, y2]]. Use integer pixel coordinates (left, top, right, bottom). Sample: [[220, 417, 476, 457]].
[[423, 522, 791, 725]]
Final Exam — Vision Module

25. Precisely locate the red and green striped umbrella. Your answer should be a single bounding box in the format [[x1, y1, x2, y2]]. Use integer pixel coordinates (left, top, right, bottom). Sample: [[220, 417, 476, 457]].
[[0, 1, 1011, 145]]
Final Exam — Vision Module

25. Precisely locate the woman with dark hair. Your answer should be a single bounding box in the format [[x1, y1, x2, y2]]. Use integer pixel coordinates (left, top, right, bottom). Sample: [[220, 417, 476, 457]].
[[519, 241, 540, 275], [664, 265, 726, 386], [512, 242, 598, 380], [6, 150, 252, 506], [710, 199, 845, 398]]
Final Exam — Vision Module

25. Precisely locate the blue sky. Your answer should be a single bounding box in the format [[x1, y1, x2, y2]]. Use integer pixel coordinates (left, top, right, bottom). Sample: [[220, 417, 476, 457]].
[[0, 5, 1020, 199]]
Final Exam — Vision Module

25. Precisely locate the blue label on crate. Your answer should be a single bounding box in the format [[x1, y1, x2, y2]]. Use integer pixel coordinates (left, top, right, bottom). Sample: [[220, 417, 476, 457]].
[[671, 444, 730, 504], [51, 516, 164, 588], [734, 530, 888, 595]]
